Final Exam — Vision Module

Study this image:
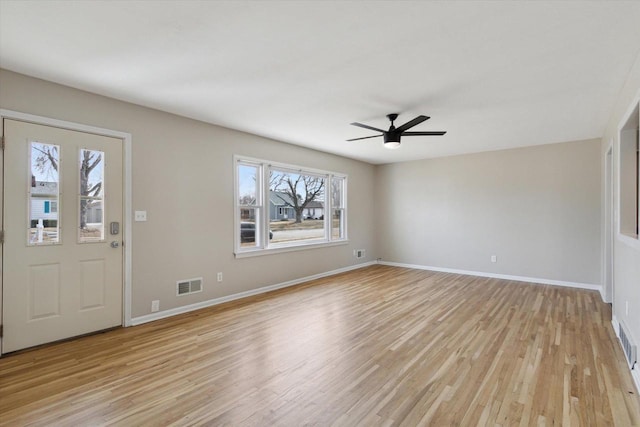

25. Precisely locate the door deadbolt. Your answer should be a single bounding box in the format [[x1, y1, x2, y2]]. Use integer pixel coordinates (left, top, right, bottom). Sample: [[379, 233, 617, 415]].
[[110, 222, 120, 235]]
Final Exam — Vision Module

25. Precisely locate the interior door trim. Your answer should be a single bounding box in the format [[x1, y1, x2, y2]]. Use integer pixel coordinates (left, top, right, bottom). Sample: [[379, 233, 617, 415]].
[[0, 109, 133, 355]]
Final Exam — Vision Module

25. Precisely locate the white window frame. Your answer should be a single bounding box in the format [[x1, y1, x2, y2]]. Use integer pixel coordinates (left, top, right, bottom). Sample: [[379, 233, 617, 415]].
[[616, 94, 640, 250], [236, 159, 264, 249], [234, 155, 348, 257], [331, 176, 347, 240]]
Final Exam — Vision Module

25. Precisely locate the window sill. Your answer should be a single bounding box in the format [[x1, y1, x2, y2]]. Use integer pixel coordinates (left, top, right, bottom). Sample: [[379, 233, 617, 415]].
[[235, 239, 349, 258], [617, 233, 640, 251]]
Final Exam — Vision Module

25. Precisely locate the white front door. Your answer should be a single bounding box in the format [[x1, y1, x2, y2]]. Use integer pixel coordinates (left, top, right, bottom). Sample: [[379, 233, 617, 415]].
[[2, 119, 123, 353]]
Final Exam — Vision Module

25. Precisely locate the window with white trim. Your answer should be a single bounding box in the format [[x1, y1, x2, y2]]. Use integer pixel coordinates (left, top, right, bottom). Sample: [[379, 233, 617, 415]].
[[331, 177, 346, 240], [235, 156, 347, 255], [620, 102, 639, 239]]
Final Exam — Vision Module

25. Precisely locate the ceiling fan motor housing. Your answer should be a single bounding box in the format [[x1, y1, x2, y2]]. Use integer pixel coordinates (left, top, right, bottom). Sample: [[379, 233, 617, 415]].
[[384, 131, 401, 144]]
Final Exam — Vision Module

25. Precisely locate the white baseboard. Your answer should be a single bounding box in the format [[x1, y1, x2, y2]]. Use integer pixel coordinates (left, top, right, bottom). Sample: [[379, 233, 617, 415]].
[[612, 315, 620, 338], [131, 261, 376, 326], [378, 261, 603, 295], [612, 315, 640, 395], [633, 369, 640, 396]]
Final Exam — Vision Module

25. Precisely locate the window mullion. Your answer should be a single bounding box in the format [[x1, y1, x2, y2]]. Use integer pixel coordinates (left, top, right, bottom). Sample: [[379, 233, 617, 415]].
[[325, 174, 331, 241], [263, 164, 270, 248]]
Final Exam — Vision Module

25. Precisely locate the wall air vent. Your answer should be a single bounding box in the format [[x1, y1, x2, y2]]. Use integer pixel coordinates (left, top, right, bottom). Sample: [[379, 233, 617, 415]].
[[619, 322, 638, 370], [176, 277, 204, 296]]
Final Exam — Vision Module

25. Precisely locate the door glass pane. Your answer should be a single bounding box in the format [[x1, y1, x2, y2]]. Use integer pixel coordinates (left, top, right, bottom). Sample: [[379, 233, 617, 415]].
[[29, 142, 60, 245], [79, 149, 105, 242]]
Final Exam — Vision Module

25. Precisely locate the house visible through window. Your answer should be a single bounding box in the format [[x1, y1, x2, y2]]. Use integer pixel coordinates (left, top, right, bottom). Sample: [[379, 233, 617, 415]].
[[235, 156, 347, 255], [44, 200, 58, 214], [29, 141, 60, 245]]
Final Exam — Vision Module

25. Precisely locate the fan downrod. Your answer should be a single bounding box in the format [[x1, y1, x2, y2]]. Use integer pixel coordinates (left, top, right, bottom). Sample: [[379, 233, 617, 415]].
[[387, 113, 399, 124]]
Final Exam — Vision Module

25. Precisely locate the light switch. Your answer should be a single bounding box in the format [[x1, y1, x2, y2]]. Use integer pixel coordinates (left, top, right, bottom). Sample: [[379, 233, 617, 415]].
[[135, 210, 147, 222]]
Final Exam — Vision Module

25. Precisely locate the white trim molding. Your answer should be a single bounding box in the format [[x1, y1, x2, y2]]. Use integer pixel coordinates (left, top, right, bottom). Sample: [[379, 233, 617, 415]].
[[131, 261, 376, 326], [378, 261, 603, 298], [601, 141, 614, 304], [612, 316, 640, 395], [614, 89, 640, 251]]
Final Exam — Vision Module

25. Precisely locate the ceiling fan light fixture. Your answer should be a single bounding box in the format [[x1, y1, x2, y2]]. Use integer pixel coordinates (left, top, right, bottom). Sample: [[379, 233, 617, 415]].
[[384, 141, 401, 149], [383, 132, 401, 149]]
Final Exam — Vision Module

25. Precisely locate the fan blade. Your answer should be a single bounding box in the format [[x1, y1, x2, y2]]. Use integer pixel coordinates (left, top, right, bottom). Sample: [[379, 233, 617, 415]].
[[346, 134, 383, 141], [402, 131, 447, 136], [350, 122, 386, 133], [396, 115, 430, 132]]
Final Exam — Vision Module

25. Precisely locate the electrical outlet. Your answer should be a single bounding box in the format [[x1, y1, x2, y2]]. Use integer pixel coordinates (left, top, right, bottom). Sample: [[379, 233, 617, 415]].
[[217, 272, 223, 282], [135, 210, 147, 222], [151, 300, 160, 312], [491, 255, 497, 263]]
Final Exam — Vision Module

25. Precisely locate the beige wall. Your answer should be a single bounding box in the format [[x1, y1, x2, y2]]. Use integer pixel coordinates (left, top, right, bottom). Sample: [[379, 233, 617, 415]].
[[0, 69, 377, 319], [0, 67, 620, 335], [600, 51, 640, 348], [374, 140, 602, 285]]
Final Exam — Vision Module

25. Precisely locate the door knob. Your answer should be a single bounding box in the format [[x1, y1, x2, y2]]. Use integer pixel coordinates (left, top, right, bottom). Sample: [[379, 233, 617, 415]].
[[110, 241, 119, 248]]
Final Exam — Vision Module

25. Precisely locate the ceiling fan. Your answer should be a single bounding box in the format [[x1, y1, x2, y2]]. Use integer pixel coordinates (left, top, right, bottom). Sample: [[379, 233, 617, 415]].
[[347, 113, 446, 149]]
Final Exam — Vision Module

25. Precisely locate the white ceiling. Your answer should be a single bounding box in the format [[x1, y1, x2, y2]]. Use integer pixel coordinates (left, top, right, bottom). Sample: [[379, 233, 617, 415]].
[[1, 1, 639, 165]]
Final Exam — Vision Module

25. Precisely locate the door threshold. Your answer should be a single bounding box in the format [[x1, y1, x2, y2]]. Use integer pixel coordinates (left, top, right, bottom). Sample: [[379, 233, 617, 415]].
[[1, 326, 122, 357]]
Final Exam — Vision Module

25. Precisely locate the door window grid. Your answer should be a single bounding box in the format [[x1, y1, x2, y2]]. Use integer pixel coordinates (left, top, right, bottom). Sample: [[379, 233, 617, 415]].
[[78, 148, 106, 242], [28, 141, 61, 245]]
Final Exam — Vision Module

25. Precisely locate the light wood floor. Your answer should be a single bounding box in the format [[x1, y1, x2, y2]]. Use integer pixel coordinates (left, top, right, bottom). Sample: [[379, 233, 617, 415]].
[[1, 265, 639, 426]]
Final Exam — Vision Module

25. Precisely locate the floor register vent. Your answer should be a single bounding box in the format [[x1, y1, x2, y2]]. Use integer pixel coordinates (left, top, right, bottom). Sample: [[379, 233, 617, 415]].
[[619, 322, 637, 370], [177, 277, 203, 296]]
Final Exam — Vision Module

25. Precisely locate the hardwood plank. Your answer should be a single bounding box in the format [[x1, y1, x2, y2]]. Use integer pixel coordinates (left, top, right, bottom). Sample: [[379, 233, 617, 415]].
[[0, 265, 638, 426]]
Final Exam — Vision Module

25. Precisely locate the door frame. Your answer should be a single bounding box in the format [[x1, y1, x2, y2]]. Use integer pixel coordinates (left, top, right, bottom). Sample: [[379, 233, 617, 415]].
[[0, 109, 133, 355], [603, 143, 614, 304]]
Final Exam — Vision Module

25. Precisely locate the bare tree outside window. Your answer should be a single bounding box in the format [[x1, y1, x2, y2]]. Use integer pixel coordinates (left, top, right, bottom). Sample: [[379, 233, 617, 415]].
[[270, 171, 324, 224], [79, 149, 103, 230], [31, 144, 104, 232], [29, 142, 60, 244], [235, 157, 346, 254], [32, 143, 59, 177]]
